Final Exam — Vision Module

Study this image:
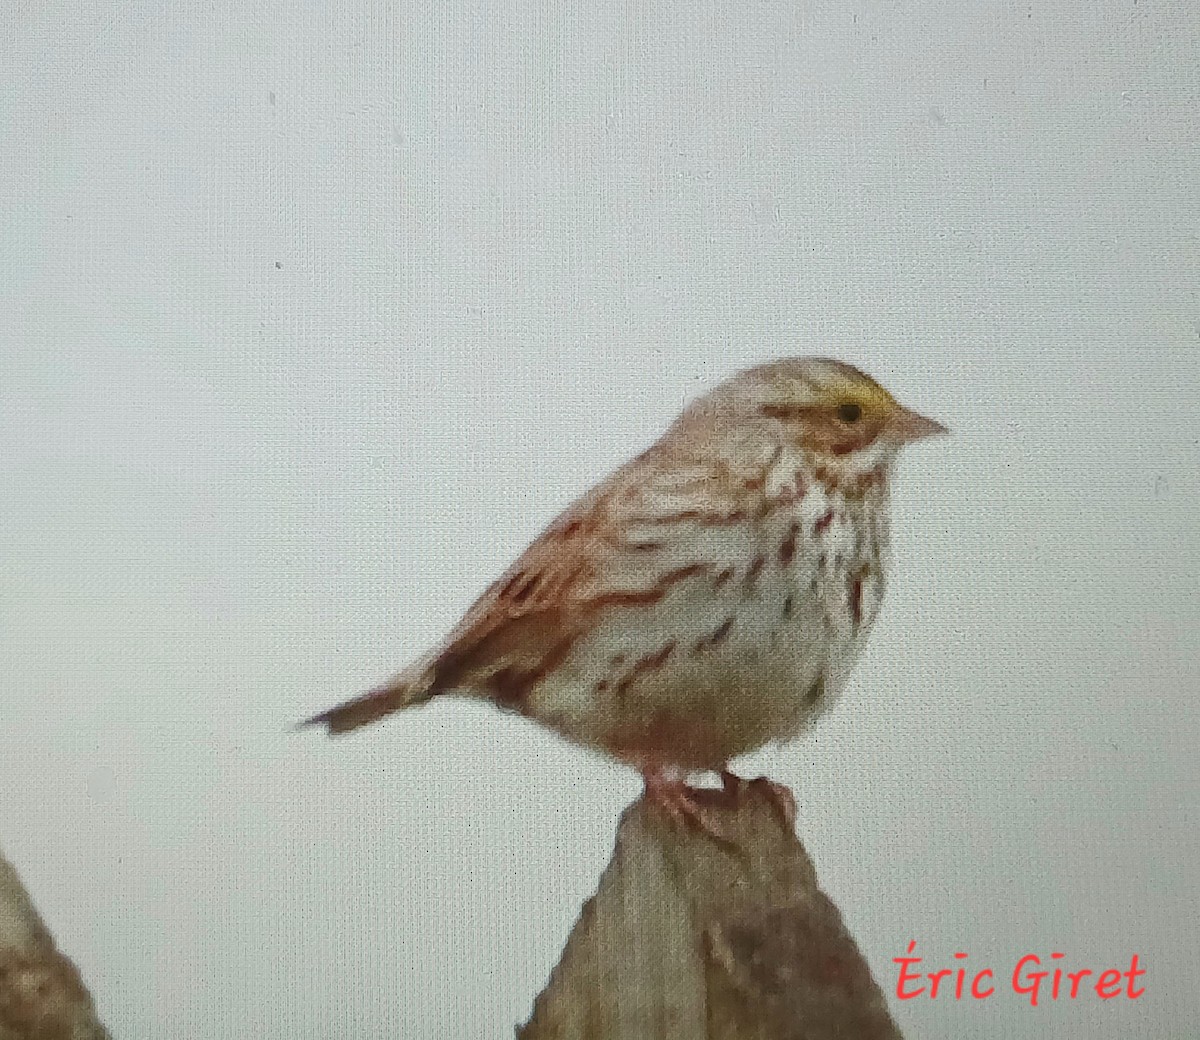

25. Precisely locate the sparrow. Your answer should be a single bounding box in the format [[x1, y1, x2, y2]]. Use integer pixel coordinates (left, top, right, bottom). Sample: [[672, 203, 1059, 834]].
[[303, 358, 946, 831]]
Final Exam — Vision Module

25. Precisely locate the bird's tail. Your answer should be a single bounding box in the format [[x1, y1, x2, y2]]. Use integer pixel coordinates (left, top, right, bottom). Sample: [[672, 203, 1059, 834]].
[[299, 666, 438, 735]]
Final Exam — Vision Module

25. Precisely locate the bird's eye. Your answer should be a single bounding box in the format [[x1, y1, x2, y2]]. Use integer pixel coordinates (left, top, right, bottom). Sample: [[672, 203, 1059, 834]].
[[837, 402, 862, 424]]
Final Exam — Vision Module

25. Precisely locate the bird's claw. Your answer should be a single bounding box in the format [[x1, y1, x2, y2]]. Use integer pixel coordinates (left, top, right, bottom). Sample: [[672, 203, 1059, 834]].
[[642, 770, 735, 842], [641, 768, 798, 842]]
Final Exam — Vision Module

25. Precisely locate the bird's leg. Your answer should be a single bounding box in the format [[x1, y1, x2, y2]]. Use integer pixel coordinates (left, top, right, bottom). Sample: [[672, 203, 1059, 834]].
[[641, 766, 733, 842], [720, 768, 797, 830]]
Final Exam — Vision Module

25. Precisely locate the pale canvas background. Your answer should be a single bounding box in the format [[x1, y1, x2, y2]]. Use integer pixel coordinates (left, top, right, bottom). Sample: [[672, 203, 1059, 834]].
[[2, 1, 1198, 1037]]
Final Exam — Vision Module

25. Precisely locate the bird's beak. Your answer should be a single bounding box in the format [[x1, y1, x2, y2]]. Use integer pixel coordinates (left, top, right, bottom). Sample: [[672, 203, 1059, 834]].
[[888, 406, 949, 444]]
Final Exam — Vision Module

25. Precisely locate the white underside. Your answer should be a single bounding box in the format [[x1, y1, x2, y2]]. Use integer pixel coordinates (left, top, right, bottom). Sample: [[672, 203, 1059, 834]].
[[528, 455, 890, 768]]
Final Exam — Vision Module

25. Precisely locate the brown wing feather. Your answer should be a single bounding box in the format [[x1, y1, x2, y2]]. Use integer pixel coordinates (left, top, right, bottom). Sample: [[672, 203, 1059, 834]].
[[422, 497, 604, 707], [303, 442, 769, 734], [300, 493, 607, 734]]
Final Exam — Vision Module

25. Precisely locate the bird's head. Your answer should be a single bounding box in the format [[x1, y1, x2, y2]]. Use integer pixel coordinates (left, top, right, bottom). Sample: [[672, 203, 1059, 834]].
[[723, 357, 948, 474]]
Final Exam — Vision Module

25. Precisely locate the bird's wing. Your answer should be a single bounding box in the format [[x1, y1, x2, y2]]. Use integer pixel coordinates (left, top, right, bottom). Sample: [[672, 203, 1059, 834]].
[[304, 445, 771, 733], [424, 450, 764, 705]]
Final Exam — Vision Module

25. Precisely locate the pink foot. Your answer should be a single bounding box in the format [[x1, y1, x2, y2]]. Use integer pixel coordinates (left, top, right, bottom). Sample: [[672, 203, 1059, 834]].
[[642, 768, 732, 842]]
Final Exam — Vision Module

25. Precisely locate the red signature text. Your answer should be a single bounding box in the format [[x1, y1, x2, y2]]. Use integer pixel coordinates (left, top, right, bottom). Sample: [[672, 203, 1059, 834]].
[[892, 942, 1146, 1007]]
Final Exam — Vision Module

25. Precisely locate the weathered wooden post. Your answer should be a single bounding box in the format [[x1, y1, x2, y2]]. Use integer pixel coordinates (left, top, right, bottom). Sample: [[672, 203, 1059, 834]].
[[520, 781, 903, 1040], [0, 850, 109, 1040]]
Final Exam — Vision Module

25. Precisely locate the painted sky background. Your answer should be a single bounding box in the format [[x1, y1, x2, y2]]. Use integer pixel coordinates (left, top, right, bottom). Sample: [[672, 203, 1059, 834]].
[[2, 0, 1198, 1036]]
